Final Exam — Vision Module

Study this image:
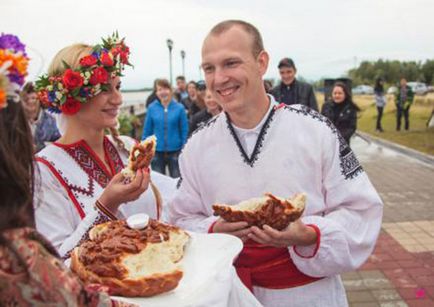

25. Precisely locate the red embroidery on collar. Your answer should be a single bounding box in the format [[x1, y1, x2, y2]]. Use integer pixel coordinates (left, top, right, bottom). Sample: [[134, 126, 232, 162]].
[[274, 103, 286, 110], [104, 137, 124, 174], [58, 137, 124, 188]]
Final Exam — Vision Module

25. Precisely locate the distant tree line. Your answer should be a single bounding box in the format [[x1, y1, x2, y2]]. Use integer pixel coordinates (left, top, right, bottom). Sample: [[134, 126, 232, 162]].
[[121, 87, 153, 92], [347, 59, 434, 86]]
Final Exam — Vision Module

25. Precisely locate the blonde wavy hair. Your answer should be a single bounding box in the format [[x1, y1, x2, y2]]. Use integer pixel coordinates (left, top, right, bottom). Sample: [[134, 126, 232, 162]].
[[48, 43, 127, 152]]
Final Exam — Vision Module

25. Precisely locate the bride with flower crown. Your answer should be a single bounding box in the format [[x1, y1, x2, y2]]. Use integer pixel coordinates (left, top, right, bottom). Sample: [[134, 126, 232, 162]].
[[34, 33, 177, 259]]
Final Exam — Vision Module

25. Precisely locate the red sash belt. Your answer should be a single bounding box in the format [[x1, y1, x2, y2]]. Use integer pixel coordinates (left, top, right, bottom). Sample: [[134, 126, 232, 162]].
[[234, 240, 321, 291]]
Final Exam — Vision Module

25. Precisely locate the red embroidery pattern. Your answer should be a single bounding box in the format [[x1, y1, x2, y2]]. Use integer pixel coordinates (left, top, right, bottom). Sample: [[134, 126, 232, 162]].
[[69, 177, 94, 198], [63, 145, 110, 187], [103, 137, 124, 174], [274, 102, 286, 110], [35, 157, 86, 219], [61, 138, 123, 188]]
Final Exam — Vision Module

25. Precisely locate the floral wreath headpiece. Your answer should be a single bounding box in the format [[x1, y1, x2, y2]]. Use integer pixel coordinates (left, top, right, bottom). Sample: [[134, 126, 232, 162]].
[[35, 32, 131, 115], [0, 33, 29, 110]]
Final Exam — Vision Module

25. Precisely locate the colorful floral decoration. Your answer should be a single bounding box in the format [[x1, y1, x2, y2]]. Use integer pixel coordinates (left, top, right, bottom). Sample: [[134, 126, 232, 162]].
[[35, 32, 131, 115], [0, 33, 29, 110]]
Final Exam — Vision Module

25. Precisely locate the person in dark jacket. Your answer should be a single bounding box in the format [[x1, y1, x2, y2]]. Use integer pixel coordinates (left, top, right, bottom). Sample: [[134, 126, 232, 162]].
[[191, 80, 207, 116], [321, 82, 360, 145], [174, 75, 188, 102], [146, 79, 159, 107], [395, 77, 414, 131], [264, 80, 273, 94], [142, 79, 189, 178], [270, 58, 318, 111], [181, 81, 199, 117], [374, 77, 386, 132], [189, 89, 222, 135]]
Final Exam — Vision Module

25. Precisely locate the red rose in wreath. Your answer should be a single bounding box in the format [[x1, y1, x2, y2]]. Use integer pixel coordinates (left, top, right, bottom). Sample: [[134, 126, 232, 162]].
[[63, 69, 84, 90], [61, 97, 81, 115], [89, 67, 109, 85]]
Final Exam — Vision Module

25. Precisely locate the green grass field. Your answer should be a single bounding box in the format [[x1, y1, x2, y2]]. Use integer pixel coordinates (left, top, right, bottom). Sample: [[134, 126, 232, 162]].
[[316, 93, 434, 156]]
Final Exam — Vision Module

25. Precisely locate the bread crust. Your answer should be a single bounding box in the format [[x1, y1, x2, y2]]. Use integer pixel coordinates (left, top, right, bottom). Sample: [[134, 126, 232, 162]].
[[70, 220, 189, 297], [212, 193, 305, 230], [71, 249, 183, 297]]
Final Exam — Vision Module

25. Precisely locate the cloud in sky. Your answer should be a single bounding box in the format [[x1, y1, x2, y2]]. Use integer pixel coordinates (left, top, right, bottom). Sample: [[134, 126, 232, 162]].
[[2, 0, 433, 88]]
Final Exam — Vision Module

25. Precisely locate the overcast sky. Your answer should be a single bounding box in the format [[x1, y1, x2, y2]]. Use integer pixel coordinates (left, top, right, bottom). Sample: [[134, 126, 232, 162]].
[[2, 0, 433, 89]]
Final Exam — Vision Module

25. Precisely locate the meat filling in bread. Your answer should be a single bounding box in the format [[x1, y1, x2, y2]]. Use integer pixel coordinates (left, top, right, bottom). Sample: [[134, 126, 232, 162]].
[[71, 220, 190, 297], [212, 193, 306, 230]]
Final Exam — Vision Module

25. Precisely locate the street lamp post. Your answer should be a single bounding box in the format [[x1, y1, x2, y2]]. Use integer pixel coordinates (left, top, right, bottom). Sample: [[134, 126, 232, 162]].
[[166, 39, 174, 85], [180, 50, 186, 77], [198, 65, 203, 80]]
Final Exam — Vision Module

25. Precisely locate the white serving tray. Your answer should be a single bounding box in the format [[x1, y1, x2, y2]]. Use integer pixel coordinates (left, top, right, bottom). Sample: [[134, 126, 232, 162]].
[[111, 232, 243, 306]]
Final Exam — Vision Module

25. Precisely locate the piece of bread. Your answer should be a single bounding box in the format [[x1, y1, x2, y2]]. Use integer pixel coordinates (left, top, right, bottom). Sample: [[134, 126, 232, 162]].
[[122, 135, 156, 179], [70, 219, 190, 297], [212, 193, 306, 230]]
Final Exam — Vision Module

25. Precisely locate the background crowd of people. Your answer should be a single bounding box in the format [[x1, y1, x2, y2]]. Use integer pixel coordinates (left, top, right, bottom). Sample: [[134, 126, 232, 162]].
[[15, 56, 416, 158]]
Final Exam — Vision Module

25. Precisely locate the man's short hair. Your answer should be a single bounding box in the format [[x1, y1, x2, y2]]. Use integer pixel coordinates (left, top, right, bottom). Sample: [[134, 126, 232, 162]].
[[278, 58, 296, 70], [208, 20, 264, 57], [176, 76, 186, 82], [196, 80, 206, 91], [187, 81, 197, 88]]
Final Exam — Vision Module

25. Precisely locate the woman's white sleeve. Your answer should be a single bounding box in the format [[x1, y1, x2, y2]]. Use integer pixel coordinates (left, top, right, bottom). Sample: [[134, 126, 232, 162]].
[[34, 163, 110, 258]]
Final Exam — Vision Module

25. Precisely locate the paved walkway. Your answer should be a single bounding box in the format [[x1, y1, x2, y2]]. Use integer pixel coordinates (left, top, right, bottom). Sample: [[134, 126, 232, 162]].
[[342, 137, 434, 307]]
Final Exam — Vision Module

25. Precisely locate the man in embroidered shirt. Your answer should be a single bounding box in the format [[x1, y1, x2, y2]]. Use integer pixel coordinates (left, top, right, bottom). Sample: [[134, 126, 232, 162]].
[[169, 20, 383, 307]]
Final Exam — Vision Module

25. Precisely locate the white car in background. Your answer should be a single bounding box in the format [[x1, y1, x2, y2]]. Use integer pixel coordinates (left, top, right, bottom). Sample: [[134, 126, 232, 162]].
[[352, 85, 374, 95], [387, 86, 397, 95], [407, 82, 428, 95]]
